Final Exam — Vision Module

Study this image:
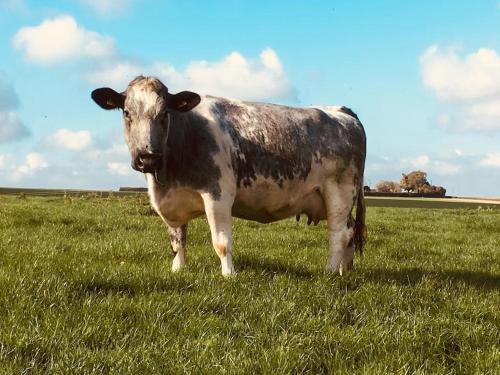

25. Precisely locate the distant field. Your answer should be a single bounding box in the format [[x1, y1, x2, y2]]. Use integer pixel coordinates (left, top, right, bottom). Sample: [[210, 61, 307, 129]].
[[0, 194, 499, 374], [1, 187, 499, 210]]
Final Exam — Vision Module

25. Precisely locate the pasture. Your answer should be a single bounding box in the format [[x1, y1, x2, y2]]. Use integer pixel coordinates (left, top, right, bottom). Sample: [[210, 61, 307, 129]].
[[0, 194, 499, 374]]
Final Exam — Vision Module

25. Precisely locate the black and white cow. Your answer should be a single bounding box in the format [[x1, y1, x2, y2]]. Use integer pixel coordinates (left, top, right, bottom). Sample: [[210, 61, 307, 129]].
[[92, 76, 366, 276]]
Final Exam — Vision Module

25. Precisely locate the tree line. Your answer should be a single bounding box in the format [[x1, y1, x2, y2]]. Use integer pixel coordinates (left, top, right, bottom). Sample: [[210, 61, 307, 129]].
[[369, 170, 446, 197]]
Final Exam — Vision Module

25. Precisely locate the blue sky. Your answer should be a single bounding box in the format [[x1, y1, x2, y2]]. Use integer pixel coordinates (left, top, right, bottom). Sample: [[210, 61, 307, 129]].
[[0, 0, 499, 196]]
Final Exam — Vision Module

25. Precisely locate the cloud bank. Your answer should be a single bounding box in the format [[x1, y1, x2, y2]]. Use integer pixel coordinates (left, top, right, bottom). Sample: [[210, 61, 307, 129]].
[[13, 15, 117, 65], [47, 128, 94, 151], [12, 15, 296, 102], [86, 48, 297, 101], [421, 45, 500, 132]]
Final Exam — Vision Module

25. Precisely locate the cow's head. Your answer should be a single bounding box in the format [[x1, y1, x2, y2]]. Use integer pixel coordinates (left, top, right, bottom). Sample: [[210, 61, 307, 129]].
[[91, 76, 200, 174]]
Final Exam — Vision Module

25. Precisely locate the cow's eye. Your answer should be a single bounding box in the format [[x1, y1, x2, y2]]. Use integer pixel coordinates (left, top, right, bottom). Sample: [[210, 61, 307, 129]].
[[123, 110, 131, 119]]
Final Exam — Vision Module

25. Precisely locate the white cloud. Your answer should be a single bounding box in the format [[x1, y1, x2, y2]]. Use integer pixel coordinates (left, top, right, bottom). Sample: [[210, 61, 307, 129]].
[[81, 0, 132, 16], [107, 162, 131, 175], [48, 128, 93, 151], [421, 45, 500, 132], [421, 45, 500, 102], [14, 16, 296, 102], [87, 48, 297, 102], [13, 15, 117, 65], [11, 152, 48, 181], [479, 153, 500, 168], [86, 61, 144, 88], [0, 111, 30, 143], [0, 139, 143, 188]]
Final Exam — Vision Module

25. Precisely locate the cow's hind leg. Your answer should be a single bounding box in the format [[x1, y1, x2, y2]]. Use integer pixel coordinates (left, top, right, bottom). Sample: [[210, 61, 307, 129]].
[[168, 224, 187, 272], [202, 194, 235, 276], [323, 178, 357, 275]]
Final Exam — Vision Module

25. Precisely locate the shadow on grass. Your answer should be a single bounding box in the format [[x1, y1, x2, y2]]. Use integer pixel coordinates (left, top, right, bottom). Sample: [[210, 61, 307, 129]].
[[70, 276, 196, 299], [237, 253, 314, 279], [364, 267, 500, 290]]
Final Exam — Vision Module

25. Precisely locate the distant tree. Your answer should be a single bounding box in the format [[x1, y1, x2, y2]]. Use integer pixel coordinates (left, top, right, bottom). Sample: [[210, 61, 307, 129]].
[[400, 170, 446, 196], [400, 171, 428, 193], [436, 186, 446, 197], [419, 184, 447, 197], [363, 185, 371, 193], [375, 180, 401, 193]]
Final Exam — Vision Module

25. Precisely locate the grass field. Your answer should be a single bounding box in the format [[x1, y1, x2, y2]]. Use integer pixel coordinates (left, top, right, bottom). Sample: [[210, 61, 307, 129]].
[[0, 194, 499, 374]]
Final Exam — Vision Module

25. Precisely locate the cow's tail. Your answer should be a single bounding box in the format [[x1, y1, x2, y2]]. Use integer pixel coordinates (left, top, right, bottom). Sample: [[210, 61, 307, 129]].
[[353, 182, 366, 254]]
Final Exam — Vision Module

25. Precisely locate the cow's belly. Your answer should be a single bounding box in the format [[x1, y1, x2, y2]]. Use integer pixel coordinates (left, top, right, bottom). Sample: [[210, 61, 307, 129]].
[[233, 177, 327, 223]]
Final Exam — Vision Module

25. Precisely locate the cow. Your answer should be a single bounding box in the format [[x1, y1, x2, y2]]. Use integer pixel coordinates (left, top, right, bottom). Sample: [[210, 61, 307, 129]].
[[91, 76, 366, 276]]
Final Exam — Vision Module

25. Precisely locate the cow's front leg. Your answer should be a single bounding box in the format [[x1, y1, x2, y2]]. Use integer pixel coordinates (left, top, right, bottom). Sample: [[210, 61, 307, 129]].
[[167, 224, 187, 272], [202, 194, 235, 276]]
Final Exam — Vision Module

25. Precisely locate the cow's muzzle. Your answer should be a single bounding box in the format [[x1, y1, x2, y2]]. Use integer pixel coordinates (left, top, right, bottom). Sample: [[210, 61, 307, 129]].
[[133, 152, 162, 173]]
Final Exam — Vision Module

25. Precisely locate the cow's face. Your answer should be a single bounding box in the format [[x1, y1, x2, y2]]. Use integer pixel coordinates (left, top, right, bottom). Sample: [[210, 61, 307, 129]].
[[91, 76, 200, 174]]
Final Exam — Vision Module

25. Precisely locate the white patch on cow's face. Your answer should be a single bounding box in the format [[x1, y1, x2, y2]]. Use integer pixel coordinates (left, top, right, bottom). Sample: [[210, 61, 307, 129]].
[[127, 85, 164, 118], [123, 85, 169, 166]]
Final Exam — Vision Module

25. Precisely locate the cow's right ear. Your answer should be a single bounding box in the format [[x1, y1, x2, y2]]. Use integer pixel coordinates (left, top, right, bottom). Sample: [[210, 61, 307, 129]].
[[91, 88, 125, 110]]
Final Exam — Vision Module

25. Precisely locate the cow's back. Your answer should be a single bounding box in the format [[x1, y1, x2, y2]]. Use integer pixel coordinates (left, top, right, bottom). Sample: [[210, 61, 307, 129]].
[[208, 97, 365, 189]]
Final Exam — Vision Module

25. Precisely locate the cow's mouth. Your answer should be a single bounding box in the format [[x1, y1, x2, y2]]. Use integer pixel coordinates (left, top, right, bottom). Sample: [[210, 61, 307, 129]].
[[133, 152, 162, 174]]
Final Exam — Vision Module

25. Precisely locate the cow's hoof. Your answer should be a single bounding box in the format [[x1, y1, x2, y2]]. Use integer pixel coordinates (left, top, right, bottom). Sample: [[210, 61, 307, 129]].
[[339, 260, 354, 276], [326, 262, 354, 276], [221, 265, 236, 277], [326, 259, 354, 275], [327, 248, 355, 275], [171, 255, 185, 272]]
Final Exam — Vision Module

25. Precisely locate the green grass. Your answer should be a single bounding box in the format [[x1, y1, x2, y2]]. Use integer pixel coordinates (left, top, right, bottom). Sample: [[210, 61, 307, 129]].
[[0, 194, 499, 374]]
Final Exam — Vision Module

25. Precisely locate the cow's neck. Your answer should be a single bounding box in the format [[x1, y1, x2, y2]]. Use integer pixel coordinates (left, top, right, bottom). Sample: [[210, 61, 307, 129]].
[[154, 110, 206, 188]]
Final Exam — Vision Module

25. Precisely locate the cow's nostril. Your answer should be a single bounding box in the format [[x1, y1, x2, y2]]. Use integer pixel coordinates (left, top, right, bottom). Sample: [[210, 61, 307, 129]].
[[136, 152, 162, 173]]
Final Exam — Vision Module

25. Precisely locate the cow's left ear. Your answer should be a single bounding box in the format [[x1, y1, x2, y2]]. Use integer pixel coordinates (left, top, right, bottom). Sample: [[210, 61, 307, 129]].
[[91, 87, 125, 110], [166, 91, 201, 112]]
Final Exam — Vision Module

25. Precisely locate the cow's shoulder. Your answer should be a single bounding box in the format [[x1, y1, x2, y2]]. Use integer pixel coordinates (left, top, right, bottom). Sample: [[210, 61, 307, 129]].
[[338, 106, 359, 120], [311, 105, 359, 121]]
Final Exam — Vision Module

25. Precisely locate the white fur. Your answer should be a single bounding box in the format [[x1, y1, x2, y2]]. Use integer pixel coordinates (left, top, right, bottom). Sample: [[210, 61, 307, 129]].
[[201, 192, 236, 276], [127, 85, 163, 117]]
